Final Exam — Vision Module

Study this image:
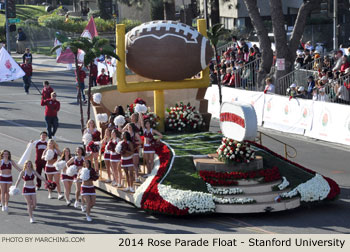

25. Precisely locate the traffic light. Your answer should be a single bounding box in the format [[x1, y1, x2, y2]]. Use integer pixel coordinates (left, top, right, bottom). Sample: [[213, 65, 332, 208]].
[[9, 24, 16, 32], [6, 0, 16, 18]]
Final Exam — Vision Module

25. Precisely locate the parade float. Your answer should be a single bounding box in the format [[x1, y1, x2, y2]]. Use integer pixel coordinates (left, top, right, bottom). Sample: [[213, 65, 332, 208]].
[[91, 19, 340, 215]]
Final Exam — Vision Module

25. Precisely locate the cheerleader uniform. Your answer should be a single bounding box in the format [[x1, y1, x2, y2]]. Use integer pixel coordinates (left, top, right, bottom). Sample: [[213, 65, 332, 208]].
[[131, 134, 139, 157], [103, 142, 111, 162], [121, 141, 134, 168], [73, 156, 85, 182], [85, 129, 101, 154], [143, 128, 155, 154], [44, 150, 59, 174], [0, 160, 12, 184], [109, 139, 121, 163], [22, 171, 36, 195], [81, 185, 96, 196]]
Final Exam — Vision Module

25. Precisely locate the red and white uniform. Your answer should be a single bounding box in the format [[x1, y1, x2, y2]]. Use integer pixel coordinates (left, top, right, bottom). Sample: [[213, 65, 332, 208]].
[[44, 150, 58, 174], [81, 185, 96, 196], [109, 139, 121, 163], [143, 128, 155, 154], [131, 134, 139, 156], [73, 156, 85, 182], [85, 129, 101, 154], [22, 171, 36, 195], [121, 141, 133, 168], [34, 140, 47, 187], [0, 160, 12, 184], [97, 74, 110, 86]]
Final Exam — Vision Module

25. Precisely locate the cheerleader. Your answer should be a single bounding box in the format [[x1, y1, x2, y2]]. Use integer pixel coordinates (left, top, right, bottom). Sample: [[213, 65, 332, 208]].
[[78, 160, 98, 221], [127, 123, 142, 183], [41, 140, 62, 199], [101, 128, 112, 183], [0, 150, 22, 212], [66, 147, 85, 209], [143, 120, 163, 174], [124, 112, 144, 134], [58, 148, 73, 206], [14, 160, 48, 223], [84, 119, 101, 172], [120, 132, 135, 192], [109, 129, 122, 187]]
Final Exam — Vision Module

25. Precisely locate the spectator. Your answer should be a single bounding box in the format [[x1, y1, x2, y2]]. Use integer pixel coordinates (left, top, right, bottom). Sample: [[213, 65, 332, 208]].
[[75, 65, 87, 104], [41, 92, 60, 139], [340, 56, 350, 73], [323, 56, 332, 70], [295, 86, 307, 99], [241, 62, 252, 89], [42, 81, 54, 100], [332, 51, 343, 72], [222, 68, 232, 85], [97, 68, 110, 86], [89, 62, 98, 86], [303, 49, 313, 66], [289, 83, 297, 97], [22, 48, 33, 64], [264, 78, 275, 94], [304, 41, 314, 51], [318, 88, 328, 102], [335, 82, 350, 104], [320, 76, 328, 87], [16, 28, 27, 54], [307, 75, 315, 99], [312, 87, 318, 101], [20, 58, 32, 95], [228, 69, 240, 87]]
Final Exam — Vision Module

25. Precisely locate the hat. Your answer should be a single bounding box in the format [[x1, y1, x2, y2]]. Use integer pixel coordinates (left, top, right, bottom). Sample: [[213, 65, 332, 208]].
[[314, 50, 320, 54], [308, 75, 314, 79], [298, 86, 305, 92], [290, 83, 297, 88]]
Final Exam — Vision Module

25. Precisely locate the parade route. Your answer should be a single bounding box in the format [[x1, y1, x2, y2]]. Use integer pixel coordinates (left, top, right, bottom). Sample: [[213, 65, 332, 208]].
[[0, 54, 349, 234]]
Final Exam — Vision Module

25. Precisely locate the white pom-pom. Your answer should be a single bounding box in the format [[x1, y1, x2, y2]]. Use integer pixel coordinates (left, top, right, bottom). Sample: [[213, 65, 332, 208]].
[[66, 165, 78, 177], [80, 168, 90, 181], [9, 186, 20, 196], [44, 149, 54, 161], [114, 115, 125, 126], [96, 113, 108, 123], [116, 141, 123, 154], [82, 133, 92, 146], [135, 104, 148, 113], [55, 160, 66, 171], [93, 93, 102, 104]]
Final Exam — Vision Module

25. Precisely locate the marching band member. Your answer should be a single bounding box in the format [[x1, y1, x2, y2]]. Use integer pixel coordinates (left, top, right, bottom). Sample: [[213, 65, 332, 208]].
[[0, 150, 22, 212]]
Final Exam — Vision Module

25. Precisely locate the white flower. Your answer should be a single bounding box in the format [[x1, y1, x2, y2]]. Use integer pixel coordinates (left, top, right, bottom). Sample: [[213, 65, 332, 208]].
[[237, 143, 241, 147], [178, 128, 181, 131], [206, 183, 243, 195], [240, 151, 243, 154], [278, 176, 290, 190]]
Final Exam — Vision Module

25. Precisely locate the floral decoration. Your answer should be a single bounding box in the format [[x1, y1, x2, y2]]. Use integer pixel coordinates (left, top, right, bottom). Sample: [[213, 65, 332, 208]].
[[278, 176, 290, 190], [217, 137, 255, 163], [206, 183, 243, 195], [213, 196, 255, 204]]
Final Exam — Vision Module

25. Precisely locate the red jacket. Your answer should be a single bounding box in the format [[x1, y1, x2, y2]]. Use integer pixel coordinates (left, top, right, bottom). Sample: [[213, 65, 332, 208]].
[[75, 68, 86, 83], [97, 74, 110, 85], [89, 64, 98, 77], [41, 98, 60, 117], [42, 86, 54, 100], [21, 63, 32, 76]]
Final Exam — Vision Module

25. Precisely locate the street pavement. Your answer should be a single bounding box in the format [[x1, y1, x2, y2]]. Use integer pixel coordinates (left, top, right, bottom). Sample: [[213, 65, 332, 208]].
[[0, 54, 349, 234]]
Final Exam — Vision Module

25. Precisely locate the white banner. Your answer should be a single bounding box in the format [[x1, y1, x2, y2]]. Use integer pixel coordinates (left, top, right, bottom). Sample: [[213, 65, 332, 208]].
[[305, 101, 350, 145], [263, 95, 313, 135], [0, 47, 25, 82], [206, 86, 264, 126]]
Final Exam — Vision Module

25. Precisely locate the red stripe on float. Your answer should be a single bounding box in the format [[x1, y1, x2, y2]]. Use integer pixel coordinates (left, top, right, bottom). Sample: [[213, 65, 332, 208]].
[[220, 112, 245, 128]]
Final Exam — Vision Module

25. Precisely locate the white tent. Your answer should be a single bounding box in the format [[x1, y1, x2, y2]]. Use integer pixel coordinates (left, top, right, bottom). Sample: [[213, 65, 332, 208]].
[[0, 47, 25, 82]]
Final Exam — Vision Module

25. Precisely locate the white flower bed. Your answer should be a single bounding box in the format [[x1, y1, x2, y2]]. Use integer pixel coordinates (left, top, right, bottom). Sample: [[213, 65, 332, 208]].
[[280, 174, 330, 202], [213, 196, 255, 204], [158, 184, 216, 214], [206, 183, 243, 195], [278, 176, 290, 190]]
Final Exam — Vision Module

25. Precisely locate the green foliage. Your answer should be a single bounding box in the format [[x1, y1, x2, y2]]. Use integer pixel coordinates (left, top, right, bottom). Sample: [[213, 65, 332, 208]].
[[97, 0, 112, 20], [150, 0, 164, 20], [0, 26, 5, 42], [120, 19, 142, 33], [88, 10, 101, 19], [207, 23, 230, 48]]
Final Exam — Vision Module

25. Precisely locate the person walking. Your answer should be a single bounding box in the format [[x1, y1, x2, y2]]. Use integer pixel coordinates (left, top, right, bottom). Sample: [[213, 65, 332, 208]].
[[42, 81, 54, 100], [89, 62, 98, 87], [30, 131, 48, 190], [75, 65, 87, 104], [41, 92, 60, 139], [20, 58, 32, 95], [16, 28, 27, 54], [22, 48, 33, 64]]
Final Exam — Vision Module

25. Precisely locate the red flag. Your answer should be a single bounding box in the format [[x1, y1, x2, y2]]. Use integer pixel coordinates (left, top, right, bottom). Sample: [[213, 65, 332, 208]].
[[81, 17, 98, 39]]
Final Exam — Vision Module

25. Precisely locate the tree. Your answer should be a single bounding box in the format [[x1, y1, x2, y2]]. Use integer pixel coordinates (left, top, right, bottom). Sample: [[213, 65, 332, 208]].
[[150, 0, 164, 20], [77, 37, 119, 122], [243, 0, 273, 90], [207, 23, 230, 105], [243, 0, 321, 92], [163, 0, 176, 20]]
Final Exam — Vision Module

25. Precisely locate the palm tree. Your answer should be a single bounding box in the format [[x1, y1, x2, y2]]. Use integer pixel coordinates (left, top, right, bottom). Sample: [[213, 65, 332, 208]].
[[207, 23, 229, 105], [51, 38, 87, 135], [77, 36, 120, 121]]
